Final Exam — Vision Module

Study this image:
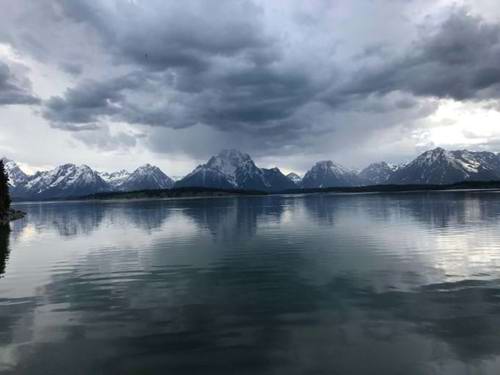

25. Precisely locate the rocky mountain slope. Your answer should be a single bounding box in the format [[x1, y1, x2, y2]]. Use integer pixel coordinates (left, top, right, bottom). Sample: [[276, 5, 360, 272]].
[[359, 162, 399, 185], [175, 149, 297, 191], [388, 148, 500, 185], [4, 160, 174, 200], [301, 161, 361, 188]]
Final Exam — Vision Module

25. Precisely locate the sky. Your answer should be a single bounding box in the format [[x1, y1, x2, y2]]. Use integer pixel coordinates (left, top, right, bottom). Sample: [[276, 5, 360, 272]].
[[1, 0, 500, 176]]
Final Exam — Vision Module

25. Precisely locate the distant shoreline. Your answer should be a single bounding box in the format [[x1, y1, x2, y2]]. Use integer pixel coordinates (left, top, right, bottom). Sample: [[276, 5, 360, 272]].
[[10, 181, 500, 203]]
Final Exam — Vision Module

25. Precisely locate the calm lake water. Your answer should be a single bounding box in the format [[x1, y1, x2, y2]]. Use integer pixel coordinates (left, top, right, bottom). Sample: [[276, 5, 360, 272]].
[[2, 192, 500, 374]]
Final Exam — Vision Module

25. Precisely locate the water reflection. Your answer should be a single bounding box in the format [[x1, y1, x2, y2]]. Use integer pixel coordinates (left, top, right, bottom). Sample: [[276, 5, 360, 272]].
[[0, 225, 10, 277], [2, 192, 500, 374]]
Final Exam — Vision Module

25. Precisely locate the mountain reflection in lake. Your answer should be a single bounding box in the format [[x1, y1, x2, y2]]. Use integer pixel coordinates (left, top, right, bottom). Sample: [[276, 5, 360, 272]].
[[2, 192, 500, 374]]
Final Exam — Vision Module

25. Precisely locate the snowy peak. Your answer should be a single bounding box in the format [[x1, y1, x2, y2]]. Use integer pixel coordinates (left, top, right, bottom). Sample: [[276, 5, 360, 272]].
[[178, 149, 260, 189], [287, 173, 302, 185], [177, 150, 297, 191], [8, 161, 174, 200], [99, 169, 130, 187], [99, 164, 174, 191], [313, 161, 353, 176], [359, 162, 399, 185], [119, 164, 174, 191], [22, 163, 109, 199], [413, 147, 453, 167], [261, 167, 297, 191], [302, 160, 360, 188], [205, 149, 254, 183], [1, 158, 29, 187], [389, 148, 500, 185]]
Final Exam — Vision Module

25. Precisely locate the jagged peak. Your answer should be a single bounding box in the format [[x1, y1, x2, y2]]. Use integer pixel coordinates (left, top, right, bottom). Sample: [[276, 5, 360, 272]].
[[369, 161, 390, 167], [287, 172, 302, 184], [212, 149, 252, 164], [205, 149, 255, 180], [311, 160, 351, 174], [362, 161, 399, 171], [430, 147, 446, 153], [266, 167, 281, 173], [56, 163, 93, 171], [134, 163, 160, 172]]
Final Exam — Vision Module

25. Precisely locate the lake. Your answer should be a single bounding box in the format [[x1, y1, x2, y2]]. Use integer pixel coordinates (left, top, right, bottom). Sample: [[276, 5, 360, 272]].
[[2, 192, 500, 374]]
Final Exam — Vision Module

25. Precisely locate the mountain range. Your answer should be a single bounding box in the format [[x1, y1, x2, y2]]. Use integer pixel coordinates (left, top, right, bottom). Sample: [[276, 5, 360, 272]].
[[3, 161, 174, 200], [4, 147, 500, 200]]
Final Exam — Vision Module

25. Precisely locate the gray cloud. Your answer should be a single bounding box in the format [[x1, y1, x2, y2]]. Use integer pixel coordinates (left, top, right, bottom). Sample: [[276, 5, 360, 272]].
[[60, 62, 83, 76], [57, 0, 272, 72], [0, 60, 39, 105], [43, 7, 500, 138], [335, 10, 500, 103], [43, 73, 144, 127], [41, 0, 326, 141], [72, 124, 143, 152], [2, 1, 500, 170]]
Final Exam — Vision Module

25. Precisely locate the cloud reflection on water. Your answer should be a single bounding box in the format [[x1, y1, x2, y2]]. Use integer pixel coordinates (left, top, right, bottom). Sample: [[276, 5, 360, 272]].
[[2, 193, 500, 374]]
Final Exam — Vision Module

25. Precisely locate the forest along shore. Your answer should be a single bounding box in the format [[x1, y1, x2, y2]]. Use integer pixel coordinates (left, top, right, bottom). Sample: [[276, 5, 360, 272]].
[[0, 210, 26, 225], [0, 159, 25, 225]]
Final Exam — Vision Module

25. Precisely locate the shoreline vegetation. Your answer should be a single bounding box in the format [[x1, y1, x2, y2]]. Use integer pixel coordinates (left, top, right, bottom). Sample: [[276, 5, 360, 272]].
[[0, 210, 26, 225], [10, 180, 500, 203], [0, 159, 26, 225]]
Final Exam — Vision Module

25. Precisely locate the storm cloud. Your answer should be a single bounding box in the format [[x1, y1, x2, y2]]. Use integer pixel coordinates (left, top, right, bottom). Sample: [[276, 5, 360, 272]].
[[1, 1, 500, 172], [41, 5, 500, 135], [0, 60, 39, 105], [337, 10, 500, 102]]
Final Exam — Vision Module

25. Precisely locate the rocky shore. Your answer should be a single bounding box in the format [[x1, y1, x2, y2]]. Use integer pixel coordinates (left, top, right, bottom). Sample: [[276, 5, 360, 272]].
[[0, 209, 26, 225]]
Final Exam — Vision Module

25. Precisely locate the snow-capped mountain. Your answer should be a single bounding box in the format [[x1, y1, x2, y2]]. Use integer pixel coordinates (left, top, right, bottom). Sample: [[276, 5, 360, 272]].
[[99, 170, 130, 189], [287, 173, 302, 186], [1, 158, 29, 188], [389, 148, 500, 185], [359, 162, 399, 185], [176, 149, 298, 191], [261, 168, 298, 191], [3, 159, 175, 200], [100, 165, 174, 192], [176, 149, 254, 189], [118, 164, 174, 191], [20, 164, 110, 199], [302, 161, 361, 188]]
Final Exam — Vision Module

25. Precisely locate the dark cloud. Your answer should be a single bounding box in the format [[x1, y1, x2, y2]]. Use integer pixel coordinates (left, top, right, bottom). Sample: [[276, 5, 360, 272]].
[[335, 10, 500, 103], [56, 0, 271, 72], [3, 1, 500, 168], [44, 7, 500, 143], [60, 62, 83, 76], [43, 73, 144, 127], [72, 124, 142, 151], [0, 61, 39, 105], [41, 0, 324, 138]]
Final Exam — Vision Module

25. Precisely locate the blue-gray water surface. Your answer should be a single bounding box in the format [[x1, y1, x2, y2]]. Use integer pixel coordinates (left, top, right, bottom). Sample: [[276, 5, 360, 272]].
[[2, 192, 500, 374]]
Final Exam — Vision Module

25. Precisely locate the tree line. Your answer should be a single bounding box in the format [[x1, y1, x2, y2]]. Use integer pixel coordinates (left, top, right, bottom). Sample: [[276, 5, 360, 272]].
[[0, 160, 11, 215]]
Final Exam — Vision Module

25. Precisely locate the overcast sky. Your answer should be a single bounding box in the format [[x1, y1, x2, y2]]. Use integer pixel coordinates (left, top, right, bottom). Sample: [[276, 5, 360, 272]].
[[1, 0, 500, 175]]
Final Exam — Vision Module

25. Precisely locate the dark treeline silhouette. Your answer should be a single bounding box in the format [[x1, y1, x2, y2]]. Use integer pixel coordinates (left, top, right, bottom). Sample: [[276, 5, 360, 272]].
[[79, 187, 267, 201], [0, 160, 11, 216], [71, 180, 500, 202]]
